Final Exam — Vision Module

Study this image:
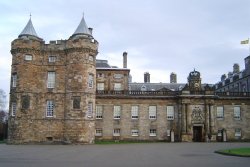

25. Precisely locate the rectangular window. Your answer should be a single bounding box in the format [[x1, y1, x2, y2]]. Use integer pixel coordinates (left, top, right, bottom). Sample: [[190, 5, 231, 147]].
[[47, 72, 55, 88], [216, 106, 224, 119], [25, 54, 32, 61], [234, 106, 241, 120], [46, 100, 54, 117], [113, 105, 121, 119], [97, 83, 104, 90], [131, 129, 139, 136], [167, 106, 174, 120], [48, 56, 56, 62], [149, 106, 156, 119], [113, 129, 120, 136], [73, 96, 81, 109], [235, 128, 241, 137], [96, 105, 103, 119], [131, 106, 139, 119], [95, 129, 102, 136], [88, 74, 94, 88], [12, 74, 17, 88], [149, 129, 157, 136], [11, 102, 17, 116], [21, 95, 30, 109], [87, 102, 93, 118], [114, 83, 122, 91]]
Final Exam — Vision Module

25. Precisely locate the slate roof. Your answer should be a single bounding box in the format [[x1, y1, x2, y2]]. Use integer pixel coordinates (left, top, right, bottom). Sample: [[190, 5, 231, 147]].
[[96, 59, 111, 68], [72, 15, 92, 37], [18, 18, 41, 39], [129, 83, 186, 91]]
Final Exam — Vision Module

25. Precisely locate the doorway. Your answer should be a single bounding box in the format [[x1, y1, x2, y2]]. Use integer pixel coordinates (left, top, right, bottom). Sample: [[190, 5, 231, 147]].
[[193, 126, 202, 142]]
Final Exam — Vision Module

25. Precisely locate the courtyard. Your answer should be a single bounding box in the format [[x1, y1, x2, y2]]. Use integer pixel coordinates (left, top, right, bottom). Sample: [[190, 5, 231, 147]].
[[0, 142, 249, 167]]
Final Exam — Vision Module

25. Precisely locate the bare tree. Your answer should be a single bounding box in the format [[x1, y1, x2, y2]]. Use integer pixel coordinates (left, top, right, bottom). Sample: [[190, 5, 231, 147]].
[[0, 89, 7, 111]]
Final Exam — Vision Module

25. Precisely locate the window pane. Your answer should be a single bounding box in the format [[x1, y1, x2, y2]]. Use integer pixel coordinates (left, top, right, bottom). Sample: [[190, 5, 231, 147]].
[[114, 106, 121, 119], [131, 106, 139, 119], [73, 97, 81, 109], [25, 55, 32, 61], [49, 56, 56, 62], [97, 83, 104, 90], [87, 102, 93, 118], [47, 72, 55, 88], [12, 102, 17, 116], [95, 129, 102, 136], [216, 106, 224, 119], [131, 129, 139, 136], [114, 83, 122, 91], [46, 100, 54, 117], [167, 106, 174, 120], [113, 129, 120, 136], [12, 74, 17, 87], [88, 74, 94, 88], [149, 106, 156, 119], [150, 129, 157, 136], [234, 106, 241, 120], [96, 105, 103, 119]]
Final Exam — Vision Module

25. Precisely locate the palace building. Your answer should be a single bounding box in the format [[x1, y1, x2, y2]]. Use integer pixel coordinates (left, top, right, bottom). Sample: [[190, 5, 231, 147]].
[[8, 15, 250, 144]]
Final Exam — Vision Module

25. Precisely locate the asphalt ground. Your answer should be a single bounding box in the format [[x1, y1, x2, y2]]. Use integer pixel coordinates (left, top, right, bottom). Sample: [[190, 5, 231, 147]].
[[0, 142, 249, 167]]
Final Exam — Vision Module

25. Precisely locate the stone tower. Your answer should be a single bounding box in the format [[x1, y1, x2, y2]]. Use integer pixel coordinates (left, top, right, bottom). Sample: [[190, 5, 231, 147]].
[[8, 15, 98, 144]]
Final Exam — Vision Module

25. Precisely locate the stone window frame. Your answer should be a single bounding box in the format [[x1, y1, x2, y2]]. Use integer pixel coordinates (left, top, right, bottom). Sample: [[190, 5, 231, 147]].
[[113, 105, 121, 119], [11, 102, 17, 116], [24, 54, 33, 61], [87, 102, 93, 118], [47, 71, 56, 88], [88, 55, 94, 61], [113, 129, 121, 136], [149, 129, 157, 137], [48, 56, 56, 63], [131, 129, 139, 137], [233, 106, 241, 120], [216, 106, 224, 120], [97, 82, 104, 91], [235, 128, 241, 137], [131, 105, 139, 119], [96, 105, 103, 119], [114, 83, 122, 91], [12, 73, 17, 88], [95, 128, 103, 136], [167, 106, 174, 120], [72, 96, 81, 109], [46, 100, 54, 117], [21, 95, 30, 110], [88, 73, 94, 88], [149, 105, 157, 120]]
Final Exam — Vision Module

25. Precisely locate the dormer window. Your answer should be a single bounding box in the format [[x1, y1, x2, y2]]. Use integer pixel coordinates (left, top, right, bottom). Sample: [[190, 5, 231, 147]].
[[25, 54, 32, 61], [141, 85, 147, 91]]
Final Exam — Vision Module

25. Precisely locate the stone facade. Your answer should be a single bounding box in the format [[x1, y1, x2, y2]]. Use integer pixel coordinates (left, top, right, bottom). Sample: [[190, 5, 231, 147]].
[[8, 16, 250, 144]]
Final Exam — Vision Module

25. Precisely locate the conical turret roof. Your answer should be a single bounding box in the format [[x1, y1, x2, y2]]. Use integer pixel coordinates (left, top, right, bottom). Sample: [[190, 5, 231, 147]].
[[71, 15, 92, 38], [18, 18, 41, 39]]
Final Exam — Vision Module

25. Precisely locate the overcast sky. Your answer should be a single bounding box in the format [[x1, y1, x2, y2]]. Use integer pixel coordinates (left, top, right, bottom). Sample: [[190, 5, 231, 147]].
[[1, 0, 250, 103]]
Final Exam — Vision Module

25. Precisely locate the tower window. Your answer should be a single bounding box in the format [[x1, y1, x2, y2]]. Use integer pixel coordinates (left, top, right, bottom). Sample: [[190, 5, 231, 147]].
[[87, 102, 93, 118], [46, 100, 54, 117], [47, 72, 55, 88], [88, 74, 94, 88], [25, 54, 32, 61], [11, 102, 17, 116], [12, 73, 17, 88], [21, 95, 30, 109], [48, 56, 56, 62], [72, 96, 81, 109]]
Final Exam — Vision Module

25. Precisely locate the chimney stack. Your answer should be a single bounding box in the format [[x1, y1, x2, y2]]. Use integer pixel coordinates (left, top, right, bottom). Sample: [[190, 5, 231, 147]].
[[170, 72, 177, 83], [144, 72, 150, 83], [233, 63, 240, 73], [123, 52, 127, 68]]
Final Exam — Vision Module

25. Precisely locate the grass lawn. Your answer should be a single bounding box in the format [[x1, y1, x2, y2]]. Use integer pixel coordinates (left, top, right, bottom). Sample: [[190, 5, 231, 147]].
[[95, 140, 158, 145], [215, 148, 250, 157]]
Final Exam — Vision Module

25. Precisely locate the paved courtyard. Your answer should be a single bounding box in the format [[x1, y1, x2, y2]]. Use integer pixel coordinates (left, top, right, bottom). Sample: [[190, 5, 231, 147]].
[[0, 142, 249, 167]]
